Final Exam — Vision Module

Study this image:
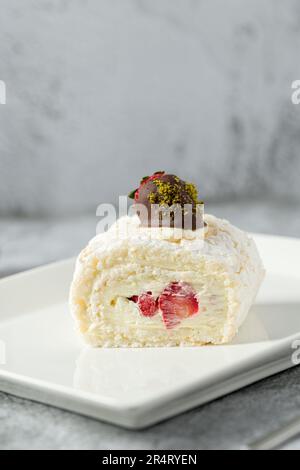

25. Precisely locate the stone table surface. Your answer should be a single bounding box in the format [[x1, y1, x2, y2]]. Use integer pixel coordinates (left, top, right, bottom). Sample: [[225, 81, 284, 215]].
[[0, 201, 300, 450]]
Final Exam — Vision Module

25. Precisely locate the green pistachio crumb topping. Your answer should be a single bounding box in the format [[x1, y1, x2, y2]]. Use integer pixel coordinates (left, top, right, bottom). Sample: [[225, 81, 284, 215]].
[[184, 183, 198, 203], [147, 179, 197, 205], [148, 192, 157, 204]]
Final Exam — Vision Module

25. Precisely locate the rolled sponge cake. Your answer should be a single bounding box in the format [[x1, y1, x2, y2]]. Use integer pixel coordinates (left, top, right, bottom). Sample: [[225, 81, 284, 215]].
[[69, 214, 265, 347]]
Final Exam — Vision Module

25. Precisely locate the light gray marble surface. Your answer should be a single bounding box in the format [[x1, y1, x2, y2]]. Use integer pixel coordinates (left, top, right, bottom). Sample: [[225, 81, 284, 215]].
[[0, 202, 299, 450]]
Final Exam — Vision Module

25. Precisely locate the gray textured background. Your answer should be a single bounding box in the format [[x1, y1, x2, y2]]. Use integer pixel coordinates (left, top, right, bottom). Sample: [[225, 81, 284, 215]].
[[0, 0, 300, 450], [1, 0, 300, 216]]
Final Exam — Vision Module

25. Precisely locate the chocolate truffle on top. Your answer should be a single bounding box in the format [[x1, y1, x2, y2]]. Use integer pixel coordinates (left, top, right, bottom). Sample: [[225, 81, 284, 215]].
[[128, 171, 204, 230]]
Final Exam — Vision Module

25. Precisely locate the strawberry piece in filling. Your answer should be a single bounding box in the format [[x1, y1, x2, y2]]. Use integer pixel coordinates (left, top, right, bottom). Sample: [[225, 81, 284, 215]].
[[158, 281, 199, 329], [129, 292, 158, 317]]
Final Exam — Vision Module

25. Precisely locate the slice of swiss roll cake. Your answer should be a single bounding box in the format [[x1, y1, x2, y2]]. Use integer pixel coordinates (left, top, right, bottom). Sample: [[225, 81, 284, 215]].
[[70, 172, 265, 347]]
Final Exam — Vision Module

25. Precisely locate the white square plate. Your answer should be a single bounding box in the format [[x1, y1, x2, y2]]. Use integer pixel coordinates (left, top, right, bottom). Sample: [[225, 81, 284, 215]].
[[0, 234, 299, 429]]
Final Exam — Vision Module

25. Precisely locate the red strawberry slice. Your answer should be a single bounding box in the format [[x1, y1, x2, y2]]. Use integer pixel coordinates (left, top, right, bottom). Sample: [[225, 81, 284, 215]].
[[129, 292, 158, 317], [134, 172, 165, 201], [158, 282, 199, 329]]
